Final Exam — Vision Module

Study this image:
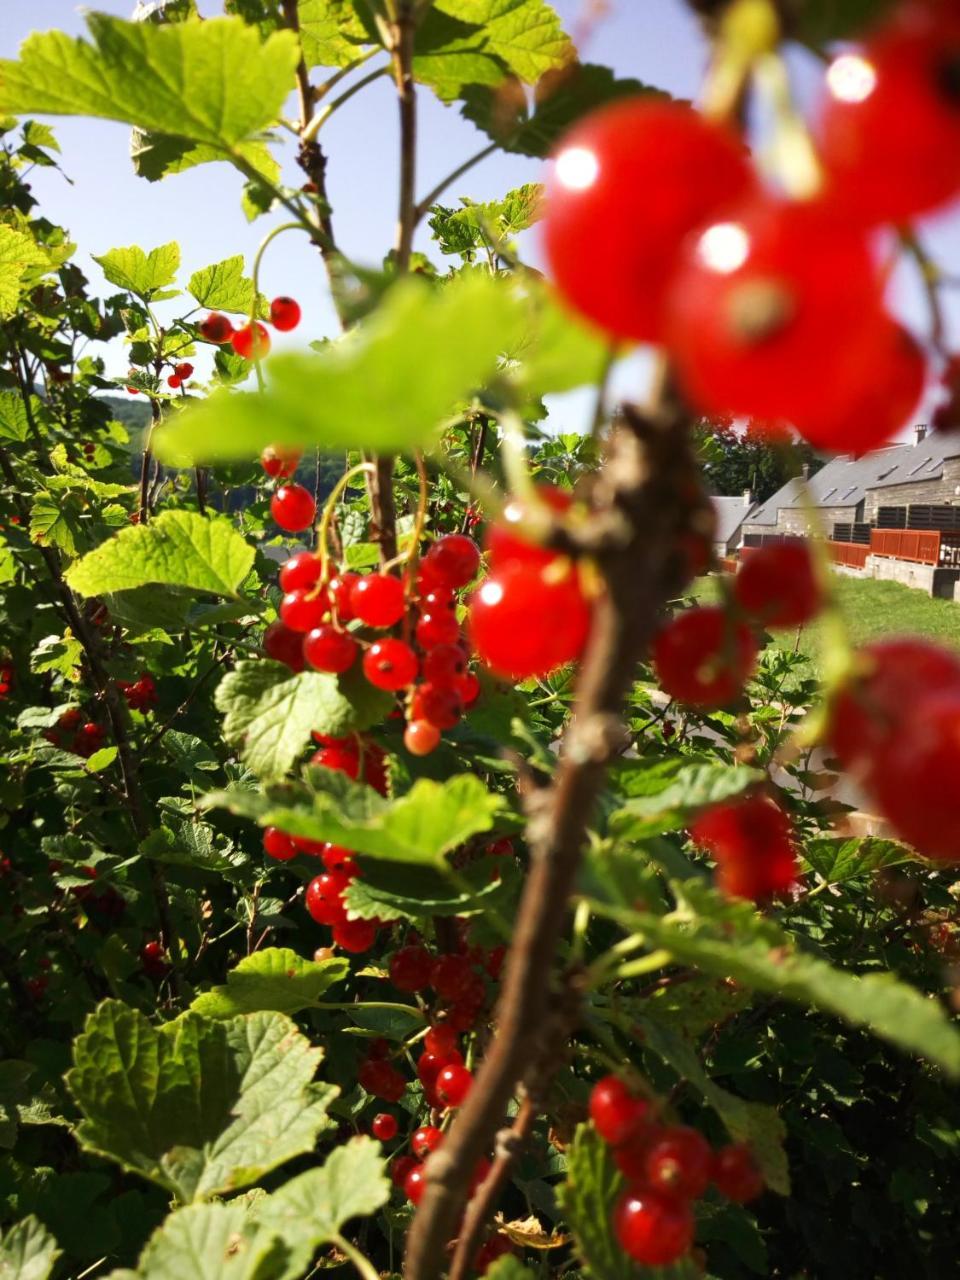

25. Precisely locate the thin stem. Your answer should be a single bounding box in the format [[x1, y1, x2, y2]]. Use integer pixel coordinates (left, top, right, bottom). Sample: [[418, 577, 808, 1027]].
[[316, 462, 377, 581], [248, 220, 305, 388], [332, 1234, 381, 1280], [382, 450, 429, 574], [314, 46, 380, 101], [304, 65, 391, 140], [390, 0, 418, 270], [413, 143, 498, 223]]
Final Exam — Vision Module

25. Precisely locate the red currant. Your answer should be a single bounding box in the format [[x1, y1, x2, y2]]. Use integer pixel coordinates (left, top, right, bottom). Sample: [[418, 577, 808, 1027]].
[[371, 1112, 398, 1142], [310, 743, 361, 780], [175, 362, 194, 380], [279, 551, 323, 593], [271, 484, 316, 533], [415, 611, 460, 650], [417, 1048, 462, 1092], [436, 1062, 473, 1107], [734, 542, 822, 629], [431, 953, 474, 1000], [359, 1059, 406, 1103], [691, 793, 798, 900], [270, 295, 302, 331], [404, 1164, 427, 1204], [404, 719, 441, 756], [292, 835, 328, 857], [389, 943, 434, 993], [231, 321, 271, 360], [263, 620, 306, 672], [469, 561, 591, 680], [262, 445, 302, 479], [329, 572, 360, 621], [457, 671, 481, 707], [712, 1143, 764, 1203], [485, 484, 573, 570], [424, 1024, 458, 1056], [363, 639, 418, 692], [641, 1125, 713, 1200], [544, 99, 754, 342], [304, 870, 351, 925], [411, 682, 462, 731], [280, 588, 329, 633], [412, 1125, 444, 1158], [652, 606, 757, 708], [350, 574, 405, 628], [613, 1189, 695, 1266], [303, 625, 357, 674], [321, 843, 356, 871], [589, 1076, 650, 1147], [334, 917, 379, 951], [423, 644, 468, 684], [664, 198, 887, 429], [391, 1154, 418, 1187], [166, 374, 181, 390], [199, 312, 233, 343], [263, 827, 297, 861], [420, 534, 481, 589]]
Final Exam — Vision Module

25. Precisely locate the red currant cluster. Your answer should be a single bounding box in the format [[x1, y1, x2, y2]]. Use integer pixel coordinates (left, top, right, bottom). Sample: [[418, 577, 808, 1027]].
[[828, 637, 960, 862], [197, 295, 301, 363], [140, 939, 170, 979], [0, 662, 14, 700], [544, 0, 960, 454], [589, 1075, 763, 1268], [117, 672, 158, 713], [43, 708, 105, 757], [691, 792, 798, 901]]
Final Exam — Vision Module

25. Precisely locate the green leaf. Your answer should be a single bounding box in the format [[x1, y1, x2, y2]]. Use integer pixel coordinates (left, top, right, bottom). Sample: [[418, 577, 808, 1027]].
[[67, 1001, 336, 1202], [154, 273, 525, 462], [0, 225, 50, 317], [436, 0, 573, 82], [298, 0, 375, 68], [188, 255, 263, 316], [0, 15, 299, 151], [0, 1216, 61, 1280], [461, 63, 658, 158], [429, 183, 544, 256], [557, 1125, 633, 1280], [802, 836, 917, 885], [413, 9, 505, 101], [793, 0, 897, 44], [190, 948, 349, 1019], [506, 279, 614, 396], [343, 856, 518, 921], [486, 1262, 537, 1280], [65, 510, 255, 598], [93, 242, 180, 298], [207, 772, 505, 866], [215, 659, 392, 780], [609, 763, 764, 840], [130, 131, 279, 190], [30, 633, 83, 680], [590, 882, 960, 1077], [255, 1135, 390, 1247], [140, 823, 248, 877], [30, 492, 83, 557], [0, 391, 31, 442], [115, 1199, 276, 1280]]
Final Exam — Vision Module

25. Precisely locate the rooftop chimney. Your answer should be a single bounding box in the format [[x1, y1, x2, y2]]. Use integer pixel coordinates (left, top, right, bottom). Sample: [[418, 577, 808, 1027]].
[[916, 423, 928, 443], [801, 463, 811, 480], [742, 488, 753, 508]]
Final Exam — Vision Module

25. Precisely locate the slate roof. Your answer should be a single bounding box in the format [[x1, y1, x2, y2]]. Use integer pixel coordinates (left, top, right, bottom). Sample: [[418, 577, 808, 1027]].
[[712, 495, 756, 545], [745, 431, 960, 527]]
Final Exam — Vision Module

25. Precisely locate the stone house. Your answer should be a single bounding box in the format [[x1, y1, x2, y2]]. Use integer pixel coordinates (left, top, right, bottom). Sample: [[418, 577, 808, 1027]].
[[711, 491, 758, 556]]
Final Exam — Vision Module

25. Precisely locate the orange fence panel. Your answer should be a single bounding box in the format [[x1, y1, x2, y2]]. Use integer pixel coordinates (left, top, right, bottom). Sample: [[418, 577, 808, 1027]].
[[869, 529, 941, 565], [827, 541, 869, 569]]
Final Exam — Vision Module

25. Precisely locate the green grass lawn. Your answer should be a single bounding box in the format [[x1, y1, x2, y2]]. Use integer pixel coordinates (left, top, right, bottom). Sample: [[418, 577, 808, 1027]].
[[690, 572, 960, 678]]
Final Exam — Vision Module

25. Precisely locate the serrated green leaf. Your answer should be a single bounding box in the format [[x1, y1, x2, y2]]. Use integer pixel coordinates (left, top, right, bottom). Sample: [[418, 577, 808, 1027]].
[[206, 772, 505, 866], [343, 855, 519, 921], [429, 183, 544, 256], [93, 242, 180, 298], [65, 510, 254, 598], [30, 633, 83, 680], [0, 390, 31, 442], [191, 948, 349, 1019], [255, 1135, 389, 1246], [436, 0, 573, 81], [413, 9, 505, 101], [298, 0, 375, 68], [0, 15, 299, 152], [130, 131, 279, 191], [141, 822, 248, 877], [0, 1216, 61, 1280], [589, 881, 960, 1077], [154, 273, 526, 462], [609, 764, 764, 840], [67, 1001, 336, 1202], [30, 493, 83, 557], [802, 836, 917, 885], [0, 225, 50, 317], [557, 1125, 633, 1280], [115, 1199, 275, 1280], [215, 659, 392, 780], [188, 255, 263, 316]]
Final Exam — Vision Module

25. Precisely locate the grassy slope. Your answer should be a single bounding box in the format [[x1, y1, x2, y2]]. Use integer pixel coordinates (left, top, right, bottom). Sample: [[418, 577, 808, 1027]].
[[690, 572, 960, 677]]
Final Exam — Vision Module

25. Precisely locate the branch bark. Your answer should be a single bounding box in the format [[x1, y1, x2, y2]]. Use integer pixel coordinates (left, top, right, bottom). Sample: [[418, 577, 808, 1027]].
[[404, 395, 713, 1279]]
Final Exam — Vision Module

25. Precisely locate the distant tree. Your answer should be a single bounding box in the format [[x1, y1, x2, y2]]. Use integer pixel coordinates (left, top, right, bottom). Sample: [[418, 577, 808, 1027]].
[[694, 417, 825, 503]]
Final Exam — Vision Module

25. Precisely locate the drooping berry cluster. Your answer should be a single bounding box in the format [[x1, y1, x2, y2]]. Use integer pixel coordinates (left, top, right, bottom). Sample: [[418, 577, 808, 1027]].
[[117, 672, 158, 713], [589, 1075, 764, 1267], [42, 708, 105, 757], [691, 792, 799, 901], [196, 295, 301, 366]]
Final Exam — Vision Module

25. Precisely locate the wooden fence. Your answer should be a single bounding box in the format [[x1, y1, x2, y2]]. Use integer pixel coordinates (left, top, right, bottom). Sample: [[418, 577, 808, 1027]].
[[870, 529, 941, 565], [827, 540, 870, 569]]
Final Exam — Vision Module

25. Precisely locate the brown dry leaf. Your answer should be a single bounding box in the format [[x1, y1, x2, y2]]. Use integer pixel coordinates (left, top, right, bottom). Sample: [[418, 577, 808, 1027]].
[[495, 1213, 571, 1250]]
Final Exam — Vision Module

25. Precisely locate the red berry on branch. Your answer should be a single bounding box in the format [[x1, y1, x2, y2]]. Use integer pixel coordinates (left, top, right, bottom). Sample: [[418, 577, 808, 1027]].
[[691, 793, 798, 900], [263, 827, 298, 861], [199, 312, 233, 344], [166, 375, 181, 389], [423, 644, 468, 684], [404, 719, 441, 756], [263, 620, 306, 672], [391, 1154, 418, 1187], [303, 625, 357, 674], [652, 606, 757, 708], [469, 561, 592, 680], [279, 551, 323, 593], [359, 1059, 406, 1103], [457, 671, 481, 707], [175, 362, 194, 380], [589, 1075, 650, 1147], [371, 1112, 398, 1142], [424, 1024, 458, 1056], [389, 943, 434, 993], [485, 484, 574, 570], [329, 572, 360, 621], [410, 682, 462, 731], [350, 574, 406, 628], [261, 445, 302, 479], [271, 484, 316, 533], [321, 843, 356, 871], [311, 742, 361, 780], [292, 835, 327, 857], [734, 542, 823, 629], [270, 295, 302, 331], [613, 1189, 695, 1266], [231, 321, 271, 360], [412, 1125, 444, 1159], [641, 1125, 713, 1200], [305, 870, 351, 925], [712, 1143, 765, 1203], [415, 611, 460, 650], [436, 1062, 473, 1107], [404, 1164, 427, 1204], [364, 639, 418, 691], [544, 98, 754, 342], [420, 534, 482, 590], [333, 917, 379, 952], [431, 953, 474, 1000], [280, 588, 329, 633]]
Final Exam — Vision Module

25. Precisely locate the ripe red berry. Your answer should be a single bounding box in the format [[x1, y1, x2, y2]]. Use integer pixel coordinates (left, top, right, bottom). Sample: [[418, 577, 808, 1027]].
[[328, 573, 360, 622], [417, 1048, 462, 1092], [420, 534, 481, 589], [817, 9, 960, 226], [263, 620, 306, 672], [292, 835, 328, 857], [261, 445, 302, 479], [271, 484, 316, 533], [664, 198, 887, 430], [421, 587, 455, 614], [310, 742, 361, 780], [404, 719, 441, 756], [333, 917, 379, 952], [486, 838, 514, 857], [279, 551, 323, 593], [389, 943, 434, 993], [431, 953, 474, 1001], [391, 1154, 418, 1187], [712, 1143, 764, 1203], [424, 1024, 459, 1056], [733, 542, 822, 629], [280, 588, 329, 633], [359, 1059, 406, 1103], [263, 827, 297, 861], [305, 871, 350, 925], [350, 574, 406, 628], [691, 793, 798, 900], [175, 362, 194, 380], [303, 625, 357, 674], [199, 312, 233, 344], [166, 374, 181, 389], [485, 485, 573, 570], [457, 671, 481, 707], [415, 611, 460, 650], [436, 1062, 473, 1107], [412, 1124, 444, 1159], [469, 561, 591, 680], [641, 1126, 713, 1200], [363, 639, 418, 691], [404, 1164, 427, 1204], [371, 1112, 398, 1142], [544, 98, 754, 342], [613, 1189, 695, 1266], [652, 606, 757, 708], [423, 644, 468, 684], [589, 1076, 650, 1147], [231, 321, 271, 360], [411, 682, 462, 731], [474, 1235, 515, 1274], [270, 295, 302, 331], [321, 843, 356, 871]]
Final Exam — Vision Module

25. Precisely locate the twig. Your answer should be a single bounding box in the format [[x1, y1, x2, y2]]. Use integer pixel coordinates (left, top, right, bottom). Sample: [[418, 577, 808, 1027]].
[[413, 143, 499, 224], [405, 395, 713, 1278]]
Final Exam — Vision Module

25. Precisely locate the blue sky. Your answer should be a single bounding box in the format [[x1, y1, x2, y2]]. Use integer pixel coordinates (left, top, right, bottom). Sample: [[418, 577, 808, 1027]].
[[5, 0, 960, 436]]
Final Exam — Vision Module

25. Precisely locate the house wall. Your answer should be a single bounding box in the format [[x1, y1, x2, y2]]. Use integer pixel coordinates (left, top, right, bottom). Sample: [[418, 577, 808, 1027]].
[[862, 460, 960, 522], [742, 505, 854, 540]]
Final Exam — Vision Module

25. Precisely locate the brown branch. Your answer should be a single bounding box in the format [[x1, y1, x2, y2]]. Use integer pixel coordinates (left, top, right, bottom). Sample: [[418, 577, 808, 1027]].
[[404, 395, 713, 1279], [391, 0, 418, 271], [139, 397, 160, 525]]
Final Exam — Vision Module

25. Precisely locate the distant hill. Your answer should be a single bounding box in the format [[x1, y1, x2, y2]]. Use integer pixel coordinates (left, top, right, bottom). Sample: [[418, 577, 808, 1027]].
[[98, 394, 152, 433]]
